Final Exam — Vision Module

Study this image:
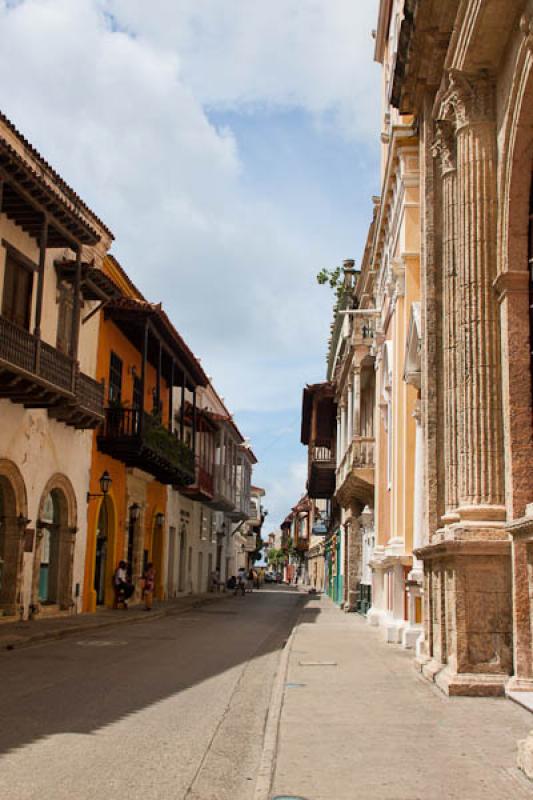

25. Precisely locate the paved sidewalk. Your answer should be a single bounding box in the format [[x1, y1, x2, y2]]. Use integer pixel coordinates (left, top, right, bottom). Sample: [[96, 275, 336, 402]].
[[0, 592, 225, 651], [272, 594, 533, 800]]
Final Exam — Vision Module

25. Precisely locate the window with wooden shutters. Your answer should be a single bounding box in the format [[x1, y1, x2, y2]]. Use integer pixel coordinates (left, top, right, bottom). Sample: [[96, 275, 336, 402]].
[[56, 282, 74, 356], [108, 351, 123, 404], [2, 252, 33, 330]]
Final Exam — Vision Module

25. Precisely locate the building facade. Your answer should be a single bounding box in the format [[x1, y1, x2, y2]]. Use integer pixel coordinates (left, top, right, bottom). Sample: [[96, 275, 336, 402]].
[[0, 112, 112, 620], [0, 110, 260, 622], [377, 0, 533, 696]]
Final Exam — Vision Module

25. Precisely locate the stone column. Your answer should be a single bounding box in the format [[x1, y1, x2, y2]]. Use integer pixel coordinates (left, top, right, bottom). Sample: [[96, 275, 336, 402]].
[[340, 401, 347, 461], [345, 507, 363, 612], [336, 411, 341, 469], [404, 400, 425, 649], [411, 400, 425, 575], [433, 119, 459, 520], [449, 71, 504, 519], [346, 385, 353, 446], [352, 368, 361, 437]]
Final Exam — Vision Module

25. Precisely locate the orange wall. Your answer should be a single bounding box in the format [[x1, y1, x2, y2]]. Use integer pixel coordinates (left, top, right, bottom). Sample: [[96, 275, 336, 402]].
[[84, 307, 170, 611]]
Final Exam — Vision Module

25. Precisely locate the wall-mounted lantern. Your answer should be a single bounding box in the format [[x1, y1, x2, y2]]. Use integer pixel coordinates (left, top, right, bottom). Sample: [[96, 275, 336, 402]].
[[129, 502, 141, 523], [87, 471, 112, 503], [155, 511, 165, 528]]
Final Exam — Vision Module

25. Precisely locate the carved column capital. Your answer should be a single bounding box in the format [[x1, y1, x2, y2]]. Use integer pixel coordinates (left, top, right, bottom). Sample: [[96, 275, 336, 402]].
[[444, 70, 495, 131], [520, 14, 533, 52]]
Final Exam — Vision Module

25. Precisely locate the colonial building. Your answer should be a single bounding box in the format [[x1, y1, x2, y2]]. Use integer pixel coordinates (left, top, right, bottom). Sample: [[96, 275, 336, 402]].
[[358, 36, 423, 647], [168, 384, 257, 593], [0, 111, 113, 619], [300, 382, 337, 596], [83, 255, 207, 610], [377, 0, 533, 696]]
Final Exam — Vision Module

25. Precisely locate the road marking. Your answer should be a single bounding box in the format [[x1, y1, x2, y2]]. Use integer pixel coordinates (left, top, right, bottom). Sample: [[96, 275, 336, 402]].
[[298, 660, 337, 666], [76, 640, 128, 647]]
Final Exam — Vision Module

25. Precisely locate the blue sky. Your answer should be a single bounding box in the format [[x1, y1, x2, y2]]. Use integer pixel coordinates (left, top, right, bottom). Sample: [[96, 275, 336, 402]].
[[0, 0, 381, 530]]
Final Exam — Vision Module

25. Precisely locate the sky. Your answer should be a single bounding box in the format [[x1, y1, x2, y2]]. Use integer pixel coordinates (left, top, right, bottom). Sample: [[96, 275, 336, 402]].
[[0, 0, 381, 532]]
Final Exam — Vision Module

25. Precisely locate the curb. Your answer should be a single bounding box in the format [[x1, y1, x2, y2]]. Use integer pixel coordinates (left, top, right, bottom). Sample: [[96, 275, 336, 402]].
[[0, 594, 225, 652], [253, 610, 299, 800]]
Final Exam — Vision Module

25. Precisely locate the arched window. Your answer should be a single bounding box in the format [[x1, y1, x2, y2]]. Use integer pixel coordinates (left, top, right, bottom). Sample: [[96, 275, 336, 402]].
[[39, 492, 60, 603]]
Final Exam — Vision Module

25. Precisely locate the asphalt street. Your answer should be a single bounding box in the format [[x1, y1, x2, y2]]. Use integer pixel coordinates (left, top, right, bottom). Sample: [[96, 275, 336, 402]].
[[0, 586, 305, 800]]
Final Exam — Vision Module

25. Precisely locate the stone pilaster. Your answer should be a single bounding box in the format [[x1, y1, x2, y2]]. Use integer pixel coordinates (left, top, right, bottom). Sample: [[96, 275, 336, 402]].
[[59, 526, 78, 610], [433, 119, 459, 520], [344, 508, 363, 612], [0, 515, 26, 616], [449, 70, 505, 519]]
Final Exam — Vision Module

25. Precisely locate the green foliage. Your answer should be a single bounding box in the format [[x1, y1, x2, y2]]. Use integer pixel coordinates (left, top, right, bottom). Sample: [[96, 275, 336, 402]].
[[267, 547, 286, 568], [144, 413, 195, 476], [316, 266, 341, 288], [316, 266, 346, 304]]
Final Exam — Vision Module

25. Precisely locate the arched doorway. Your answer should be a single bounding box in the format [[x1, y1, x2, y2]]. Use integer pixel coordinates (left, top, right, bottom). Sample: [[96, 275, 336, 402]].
[[94, 500, 109, 606], [34, 476, 77, 612], [93, 495, 117, 607], [0, 461, 27, 615]]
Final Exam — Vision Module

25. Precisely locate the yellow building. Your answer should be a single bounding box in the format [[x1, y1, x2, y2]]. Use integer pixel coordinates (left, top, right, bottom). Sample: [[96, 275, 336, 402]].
[[365, 29, 422, 644], [84, 256, 207, 611]]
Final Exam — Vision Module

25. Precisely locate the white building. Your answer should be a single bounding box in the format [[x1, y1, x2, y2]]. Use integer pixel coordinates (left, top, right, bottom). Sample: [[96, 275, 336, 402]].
[[0, 112, 113, 619]]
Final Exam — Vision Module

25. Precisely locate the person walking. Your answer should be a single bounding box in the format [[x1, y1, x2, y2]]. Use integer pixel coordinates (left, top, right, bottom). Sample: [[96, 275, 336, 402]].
[[236, 567, 247, 596], [113, 560, 134, 608], [142, 562, 156, 610]]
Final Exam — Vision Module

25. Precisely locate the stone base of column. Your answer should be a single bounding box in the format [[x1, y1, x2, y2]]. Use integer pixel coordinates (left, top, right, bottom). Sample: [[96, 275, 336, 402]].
[[344, 589, 358, 613], [417, 530, 512, 696], [418, 659, 507, 696], [506, 677, 533, 693], [401, 623, 423, 650], [366, 606, 386, 627], [435, 667, 508, 697]]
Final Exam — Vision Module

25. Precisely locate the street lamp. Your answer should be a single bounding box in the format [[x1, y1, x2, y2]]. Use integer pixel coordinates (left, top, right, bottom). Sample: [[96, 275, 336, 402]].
[[87, 471, 112, 503]]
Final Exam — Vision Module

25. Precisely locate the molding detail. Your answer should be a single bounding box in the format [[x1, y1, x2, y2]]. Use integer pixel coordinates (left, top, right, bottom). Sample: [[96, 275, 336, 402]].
[[440, 70, 495, 132], [432, 120, 456, 175]]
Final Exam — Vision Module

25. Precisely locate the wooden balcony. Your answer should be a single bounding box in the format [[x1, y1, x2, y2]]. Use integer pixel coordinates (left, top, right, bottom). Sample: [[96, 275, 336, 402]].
[[181, 460, 215, 502], [336, 436, 375, 508], [0, 314, 104, 428], [308, 444, 336, 499], [97, 408, 195, 485], [207, 465, 236, 513]]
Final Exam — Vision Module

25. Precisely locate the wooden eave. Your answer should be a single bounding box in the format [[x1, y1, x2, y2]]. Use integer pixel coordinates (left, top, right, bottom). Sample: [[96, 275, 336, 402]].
[[0, 140, 101, 247], [104, 301, 208, 389], [55, 259, 122, 301]]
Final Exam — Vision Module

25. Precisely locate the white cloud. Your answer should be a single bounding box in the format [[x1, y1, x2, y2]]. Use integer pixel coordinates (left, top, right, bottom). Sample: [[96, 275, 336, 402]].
[[0, 0, 380, 420], [105, 0, 380, 139], [262, 460, 308, 526]]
